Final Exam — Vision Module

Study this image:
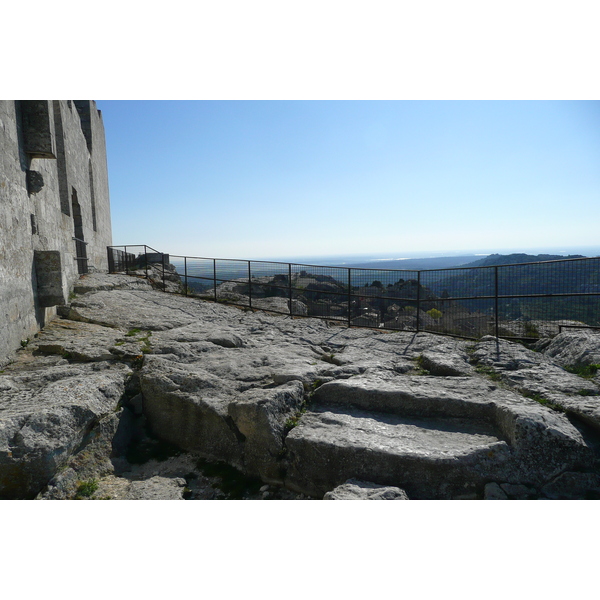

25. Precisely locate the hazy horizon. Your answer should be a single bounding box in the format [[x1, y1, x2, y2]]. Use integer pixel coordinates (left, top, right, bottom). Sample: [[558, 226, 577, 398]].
[[254, 244, 600, 265], [97, 100, 600, 261]]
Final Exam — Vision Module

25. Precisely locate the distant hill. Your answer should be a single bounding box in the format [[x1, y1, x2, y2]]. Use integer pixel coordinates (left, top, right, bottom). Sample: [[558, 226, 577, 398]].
[[427, 253, 599, 326], [462, 253, 585, 268], [345, 255, 481, 271]]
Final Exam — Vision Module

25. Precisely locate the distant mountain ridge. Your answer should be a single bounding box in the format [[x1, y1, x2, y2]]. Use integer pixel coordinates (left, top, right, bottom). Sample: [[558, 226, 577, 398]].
[[463, 253, 586, 268], [345, 255, 482, 271], [345, 253, 588, 272]]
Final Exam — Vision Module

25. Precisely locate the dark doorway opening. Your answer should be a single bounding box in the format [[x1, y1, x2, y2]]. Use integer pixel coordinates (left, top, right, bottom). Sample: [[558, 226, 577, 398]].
[[71, 188, 88, 274]]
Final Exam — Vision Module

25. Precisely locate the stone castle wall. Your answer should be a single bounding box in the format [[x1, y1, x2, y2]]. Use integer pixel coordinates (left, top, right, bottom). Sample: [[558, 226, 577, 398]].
[[0, 100, 112, 366]]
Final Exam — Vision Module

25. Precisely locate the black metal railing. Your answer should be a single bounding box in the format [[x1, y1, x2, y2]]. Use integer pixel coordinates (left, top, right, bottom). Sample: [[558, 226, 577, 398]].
[[73, 237, 89, 274], [107, 245, 600, 340]]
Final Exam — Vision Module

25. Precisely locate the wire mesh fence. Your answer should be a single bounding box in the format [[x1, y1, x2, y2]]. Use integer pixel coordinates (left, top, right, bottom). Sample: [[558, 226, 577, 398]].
[[108, 246, 600, 340]]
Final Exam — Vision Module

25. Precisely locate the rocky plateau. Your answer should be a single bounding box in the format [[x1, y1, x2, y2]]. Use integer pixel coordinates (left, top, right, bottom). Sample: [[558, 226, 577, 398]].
[[1, 272, 600, 500]]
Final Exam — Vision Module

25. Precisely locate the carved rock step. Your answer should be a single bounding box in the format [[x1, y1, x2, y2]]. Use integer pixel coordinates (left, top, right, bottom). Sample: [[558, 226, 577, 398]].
[[284, 405, 511, 499], [285, 375, 596, 498]]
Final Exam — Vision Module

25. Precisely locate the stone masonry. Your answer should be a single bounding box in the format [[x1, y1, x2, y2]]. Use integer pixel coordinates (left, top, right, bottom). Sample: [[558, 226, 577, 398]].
[[0, 101, 112, 366]]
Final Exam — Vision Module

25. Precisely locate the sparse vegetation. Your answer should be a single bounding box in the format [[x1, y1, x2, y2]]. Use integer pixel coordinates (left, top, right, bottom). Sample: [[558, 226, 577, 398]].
[[139, 331, 152, 353], [565, 364, 600, 379], [576, 389, 599, 397], [284, 408, 306, 434], [474, 364, 502, 381], [321, 353, 342, 366], [75, 478, 99, 499], [521, 391, 564, 412], [523, 322, 540, 338], [304, 379, 324, 393], [415, 355, 430, 375], [427, 308, 442, 320]]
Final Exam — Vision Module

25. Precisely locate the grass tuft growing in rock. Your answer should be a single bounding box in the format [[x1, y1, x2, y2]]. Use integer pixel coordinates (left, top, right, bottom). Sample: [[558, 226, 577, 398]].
[[565, 364, 600, 379], [75, 478, 99, 499], [415, 355, 430, 375], [474, 364, 502, 381], [521, 391, 564, 412], [321, 353, 343, 366], [576, 389, 599, 397], [284, 408, 306, 434]]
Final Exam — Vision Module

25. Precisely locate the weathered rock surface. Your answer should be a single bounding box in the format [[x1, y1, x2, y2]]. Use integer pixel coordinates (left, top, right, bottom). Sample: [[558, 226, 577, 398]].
[[0, 355, 131, 498], [471, 336, 600, 432], [3, 272, 600, 499], [95, 475, 188, 500], [418, 348, 475, 376], [71, 272, 154, 295], [323, 479, 409, 500], [536, 328, 600, 370]]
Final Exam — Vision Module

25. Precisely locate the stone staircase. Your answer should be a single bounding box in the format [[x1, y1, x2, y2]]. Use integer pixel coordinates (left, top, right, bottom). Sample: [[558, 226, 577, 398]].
[[284, 374, 597, 499]]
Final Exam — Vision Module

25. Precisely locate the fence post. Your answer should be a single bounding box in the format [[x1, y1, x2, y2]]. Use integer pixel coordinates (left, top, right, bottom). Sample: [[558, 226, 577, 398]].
[[124, 246, 128, 273], [107, 247, 112, 273], [494, 265, 499, 338], [348, 268, 352, 327], [213, 259, 217, 302], [248, 261, 252, 309], [162, 252, 166, 291], [288, 263, 293, 316], [184, 256, 188, 295], [144, 245, 149, 279], [416, 271, 421, 332]]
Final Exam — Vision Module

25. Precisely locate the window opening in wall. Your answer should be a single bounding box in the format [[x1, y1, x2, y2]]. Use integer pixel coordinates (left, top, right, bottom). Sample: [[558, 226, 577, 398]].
[[74, 101, 93, 152], [52, 101, 70, 215], [18, 101, 56, 159], [88, 159, 97, 231], [14, 101, 30, 172], [71, 188, 88, 274]]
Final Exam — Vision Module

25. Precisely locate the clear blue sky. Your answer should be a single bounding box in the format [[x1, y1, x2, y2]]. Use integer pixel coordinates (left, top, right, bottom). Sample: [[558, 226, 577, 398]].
[[97, 100, 600, 260]]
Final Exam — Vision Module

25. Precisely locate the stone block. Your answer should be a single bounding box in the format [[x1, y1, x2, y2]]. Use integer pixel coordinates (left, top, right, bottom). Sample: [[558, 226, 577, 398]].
[[34, 250, 66, 307]]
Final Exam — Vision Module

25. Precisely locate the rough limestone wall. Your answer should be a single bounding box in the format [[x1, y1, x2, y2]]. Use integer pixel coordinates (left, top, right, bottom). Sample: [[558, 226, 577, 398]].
[[0, 100, 112, 366], [0, 100, 40, 366], [86, 102, 112, 271]]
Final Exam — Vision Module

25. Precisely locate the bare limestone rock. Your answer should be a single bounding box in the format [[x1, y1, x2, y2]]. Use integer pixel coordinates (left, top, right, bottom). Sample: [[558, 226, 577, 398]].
[[537, 329, 600, 370], [94, 475, 187, 500], [228, 382, 304, 483], [0, 357, 131, 498], [323, 479, 409, 500], [38, 408, 135, 499], [72, 272, 154, 296], [471, 336, 600, 432], [283, 371, 596, 498], [251, 297, 308, 316], [139, 355, 245, 468], [418, 349, 475, 376], [4, 272, 600, 500]]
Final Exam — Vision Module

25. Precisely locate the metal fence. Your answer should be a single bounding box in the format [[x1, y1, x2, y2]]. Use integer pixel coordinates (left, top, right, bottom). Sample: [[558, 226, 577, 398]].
[[107, 245, 600, 340]]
